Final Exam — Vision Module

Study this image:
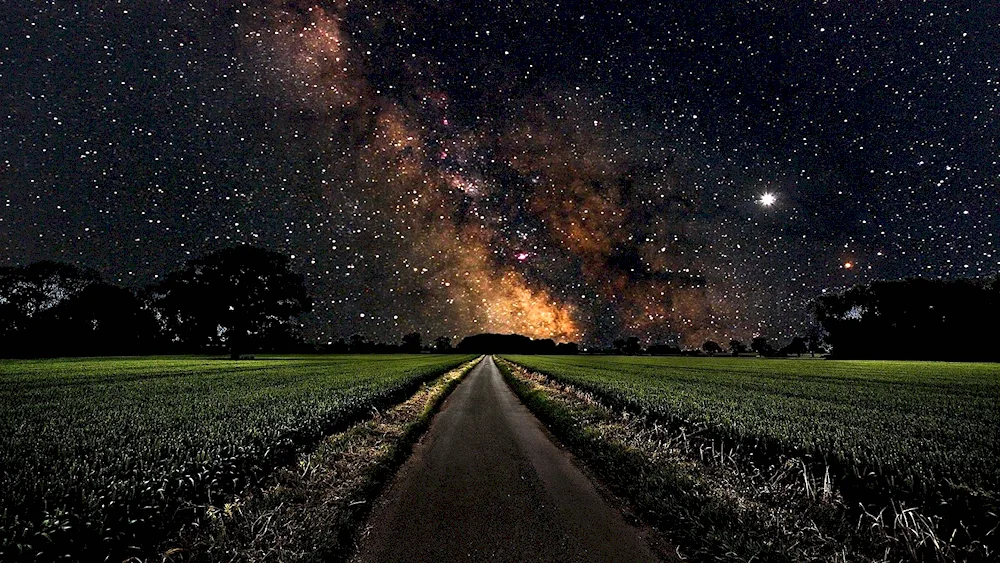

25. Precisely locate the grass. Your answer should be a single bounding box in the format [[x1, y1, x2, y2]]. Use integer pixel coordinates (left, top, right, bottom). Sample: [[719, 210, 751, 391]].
[[499, 355, 1000, 562], [175, 356, 483, 562], [0, 354, 476, 562]]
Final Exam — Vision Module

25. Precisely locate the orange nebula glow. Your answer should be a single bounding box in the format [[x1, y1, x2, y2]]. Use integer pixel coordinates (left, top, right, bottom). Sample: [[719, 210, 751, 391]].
[[245, 4, 705, 345], [419, 225, 581, 341], [479, 271, 580, 341]]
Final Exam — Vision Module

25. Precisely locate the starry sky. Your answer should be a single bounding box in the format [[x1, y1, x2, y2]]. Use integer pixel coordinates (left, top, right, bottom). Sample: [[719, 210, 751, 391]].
[[1, 1, 998, 347]]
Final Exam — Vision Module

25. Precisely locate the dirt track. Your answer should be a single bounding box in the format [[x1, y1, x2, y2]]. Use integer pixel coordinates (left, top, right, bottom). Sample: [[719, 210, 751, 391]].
[[353, 356, 660, 562]]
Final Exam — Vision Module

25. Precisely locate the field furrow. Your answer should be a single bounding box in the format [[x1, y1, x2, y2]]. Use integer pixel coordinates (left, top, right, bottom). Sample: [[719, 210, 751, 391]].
[[0, 354, 475, 561], [501, 355, 1000, 560]]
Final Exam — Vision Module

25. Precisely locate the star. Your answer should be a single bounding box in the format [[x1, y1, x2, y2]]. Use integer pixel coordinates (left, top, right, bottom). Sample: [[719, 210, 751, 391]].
[[1, 1, 995, 349]]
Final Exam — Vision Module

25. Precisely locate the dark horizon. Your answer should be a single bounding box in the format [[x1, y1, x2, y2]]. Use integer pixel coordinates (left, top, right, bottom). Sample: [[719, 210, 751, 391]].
[[4, 247, 1000, 361]]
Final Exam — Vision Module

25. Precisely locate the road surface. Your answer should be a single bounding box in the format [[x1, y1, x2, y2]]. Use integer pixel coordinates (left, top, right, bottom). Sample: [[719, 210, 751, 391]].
[[353, 356, 660, 562]]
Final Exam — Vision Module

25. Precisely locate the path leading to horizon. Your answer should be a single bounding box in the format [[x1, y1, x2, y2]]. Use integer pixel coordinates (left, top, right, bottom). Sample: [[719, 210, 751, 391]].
[[353, 356, 660, 563]]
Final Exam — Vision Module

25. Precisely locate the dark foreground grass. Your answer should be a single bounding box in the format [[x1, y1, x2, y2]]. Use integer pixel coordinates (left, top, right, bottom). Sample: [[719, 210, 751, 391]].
[[174, 356, 483, 562], [498, 355, 1000, 562], [0, 354, 476, 562]]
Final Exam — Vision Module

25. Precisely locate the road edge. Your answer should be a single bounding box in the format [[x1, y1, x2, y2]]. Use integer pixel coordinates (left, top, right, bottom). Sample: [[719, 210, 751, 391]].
[[495, 356, 857, 562], [168, 355, 484, 563]]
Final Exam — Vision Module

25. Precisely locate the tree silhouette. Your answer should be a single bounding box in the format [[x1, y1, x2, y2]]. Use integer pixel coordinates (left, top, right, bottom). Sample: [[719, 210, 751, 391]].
[[806, 325, 827, 357], [152, 246, 312, 359], [42, 282, 160, 356], [401, 332, 422, 353], [455, 333, 578, 354], [325, 337, 349, 353], [349, 334, 369, 353], [782, 336, 808, 357], [432, 335, 453, 353], [751, 336, 774, 357], [613, 336, 642, 355], [648, 343, 682, 355], [702, 340, 723, 355], [729, 339, 748, 356], [0, 261, 104, 357], [554, 342, 579, 355], [811, 276, 999, 360]]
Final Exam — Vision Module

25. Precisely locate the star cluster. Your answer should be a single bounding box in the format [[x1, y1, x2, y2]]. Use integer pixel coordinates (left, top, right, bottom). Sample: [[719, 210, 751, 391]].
[[1, 1, 997, 347]]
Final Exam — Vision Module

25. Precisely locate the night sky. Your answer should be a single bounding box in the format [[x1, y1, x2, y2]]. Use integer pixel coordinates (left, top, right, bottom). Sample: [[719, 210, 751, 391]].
[[2, 1, 997, 347]]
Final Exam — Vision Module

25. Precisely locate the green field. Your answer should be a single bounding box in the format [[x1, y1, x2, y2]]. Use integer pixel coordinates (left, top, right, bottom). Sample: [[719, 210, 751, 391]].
[[502, 355, 1000, 552], [0, 354, 475, 561]]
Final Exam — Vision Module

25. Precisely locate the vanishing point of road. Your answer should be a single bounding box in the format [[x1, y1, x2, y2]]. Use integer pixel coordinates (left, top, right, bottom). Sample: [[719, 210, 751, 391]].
[[354, 356, 661, 562]]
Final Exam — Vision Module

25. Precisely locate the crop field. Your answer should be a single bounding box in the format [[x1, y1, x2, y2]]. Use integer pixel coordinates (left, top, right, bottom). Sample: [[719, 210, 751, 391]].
[[502, 355, 1000, 555], [0, 354, 475, 561]]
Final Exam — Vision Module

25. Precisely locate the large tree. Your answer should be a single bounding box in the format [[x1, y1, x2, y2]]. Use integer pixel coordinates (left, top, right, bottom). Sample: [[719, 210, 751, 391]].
[[42, 282, 161, 356], [0, 262, 101, 356], [0, 262, 160, 357], [811, 276, 998, 360], [153, 246, 312, 358]]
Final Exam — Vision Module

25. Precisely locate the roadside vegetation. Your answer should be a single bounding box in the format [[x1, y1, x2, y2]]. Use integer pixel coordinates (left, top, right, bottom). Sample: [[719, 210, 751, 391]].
[[497, 355, 999, 562], [0, 354, 476, 562], [173, 356, 482, 562]]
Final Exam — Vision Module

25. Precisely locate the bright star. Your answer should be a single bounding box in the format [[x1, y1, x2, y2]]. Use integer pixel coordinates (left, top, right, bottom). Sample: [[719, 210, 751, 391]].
[[759, 192, 776, 207]]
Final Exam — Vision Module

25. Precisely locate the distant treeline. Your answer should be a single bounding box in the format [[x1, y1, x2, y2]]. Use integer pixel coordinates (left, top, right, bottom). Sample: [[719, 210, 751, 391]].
[[317, 334, 582, 355], [454, 333, 579, 355], [1, 248, 997, 360], [0, 247, 311, 359], [319, 332, 441, 355], [441, 276, 1000, 361]]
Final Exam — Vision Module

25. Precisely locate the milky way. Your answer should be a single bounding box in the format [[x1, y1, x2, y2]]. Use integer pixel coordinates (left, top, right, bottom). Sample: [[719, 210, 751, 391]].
[[1, 1, 997, 347]]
